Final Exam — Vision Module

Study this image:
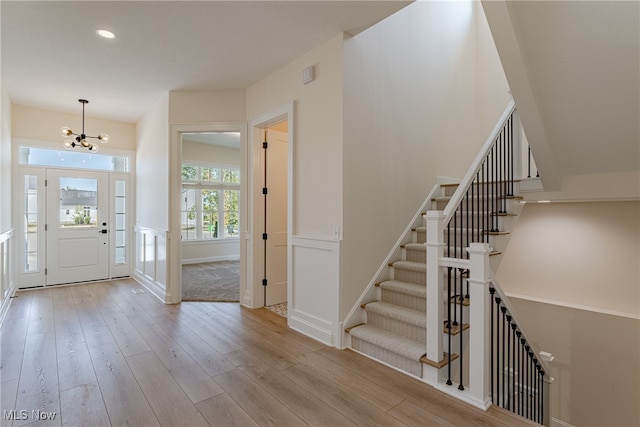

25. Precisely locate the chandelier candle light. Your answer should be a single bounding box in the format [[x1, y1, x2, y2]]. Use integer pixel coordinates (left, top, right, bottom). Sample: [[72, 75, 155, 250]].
[[62, 99, 109, 152]]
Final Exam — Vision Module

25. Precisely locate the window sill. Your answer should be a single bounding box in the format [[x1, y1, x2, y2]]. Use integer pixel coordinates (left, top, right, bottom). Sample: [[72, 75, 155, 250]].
[[181, 238, 240, 246]]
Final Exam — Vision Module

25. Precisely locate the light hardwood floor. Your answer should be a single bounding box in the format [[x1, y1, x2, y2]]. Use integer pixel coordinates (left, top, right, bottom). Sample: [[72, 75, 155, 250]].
[[1, 279, 536, 427]]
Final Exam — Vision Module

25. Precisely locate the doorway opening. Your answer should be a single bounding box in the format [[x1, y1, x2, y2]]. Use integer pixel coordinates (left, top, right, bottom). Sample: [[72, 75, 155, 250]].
[[180, 132, 241, 302], [247, 101, 293, 317], [262, 122, 288, 315], [169, 123, 247, 305], [15, 145, 132, 288]]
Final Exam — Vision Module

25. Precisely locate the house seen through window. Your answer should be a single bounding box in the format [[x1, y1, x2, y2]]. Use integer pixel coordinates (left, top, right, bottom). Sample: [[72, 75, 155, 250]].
[[181, 163, 239, 240]]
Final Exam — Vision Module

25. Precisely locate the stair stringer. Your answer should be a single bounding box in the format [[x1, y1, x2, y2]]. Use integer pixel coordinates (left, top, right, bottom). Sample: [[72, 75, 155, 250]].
[[341, 182, 441, 349]]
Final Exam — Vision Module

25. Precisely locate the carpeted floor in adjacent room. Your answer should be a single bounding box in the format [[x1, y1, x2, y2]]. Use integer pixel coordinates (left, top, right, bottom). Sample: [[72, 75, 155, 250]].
[[182, 260, 240, 302]]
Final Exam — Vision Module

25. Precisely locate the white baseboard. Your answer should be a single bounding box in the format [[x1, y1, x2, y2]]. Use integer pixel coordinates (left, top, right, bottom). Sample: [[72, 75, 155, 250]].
[[133, 271, 166, 303], [551, 417, 575, 427], [181, 255, 240, 265], [0, 281, 17, 329], [289, 308, 334, 346]]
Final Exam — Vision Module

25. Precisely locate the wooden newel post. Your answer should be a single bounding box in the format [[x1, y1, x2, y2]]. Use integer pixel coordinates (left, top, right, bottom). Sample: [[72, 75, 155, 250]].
[[467, 242, 492, 409]]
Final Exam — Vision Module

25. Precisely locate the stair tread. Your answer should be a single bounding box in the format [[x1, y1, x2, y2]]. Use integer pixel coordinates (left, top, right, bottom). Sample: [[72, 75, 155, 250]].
[[348, 324, 426, 361], [403, 243, 426, 251], [379, 280, 426, 298], [364, 301, 426, 327], [391, 260, 426, 272]]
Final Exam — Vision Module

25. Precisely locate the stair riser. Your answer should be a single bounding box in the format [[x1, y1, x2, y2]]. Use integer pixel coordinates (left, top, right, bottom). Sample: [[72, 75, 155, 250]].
[[366, 312, 426, 342], [414, 229, 426, 244], [393, 268, 426, 286], [405, 248, 425, 263], [381, 289, 426, 312], [351, 338, 423, 377]]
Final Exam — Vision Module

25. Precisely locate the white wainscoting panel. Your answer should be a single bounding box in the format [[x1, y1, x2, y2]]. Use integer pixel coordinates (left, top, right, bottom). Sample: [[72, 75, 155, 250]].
[[133, 226, 168, 302], [289, 236, 341, 347], [0, 228, 16, 327]]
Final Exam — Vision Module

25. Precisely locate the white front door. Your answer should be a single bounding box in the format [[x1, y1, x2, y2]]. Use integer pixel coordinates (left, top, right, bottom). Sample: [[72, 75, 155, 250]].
[[46, 169, 109, 285], [265, 129, 288, 306]]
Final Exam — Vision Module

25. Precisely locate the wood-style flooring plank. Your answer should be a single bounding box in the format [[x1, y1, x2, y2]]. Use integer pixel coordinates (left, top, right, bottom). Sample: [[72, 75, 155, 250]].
[[52, 296, 96, 392], [72, 296, 116, 350], [280, 363, 406, 427], [1, 378, 19, 426], [387, 399, 458, 427], [0, 310, 30, 383], [196, 393, 259, 427], [136, 323, 224, 403], [318, 347, 505, 427], [149, 313, 235, 378], [59, 382, 110, 427], [126, 351, 209, 427], [100, 310, 150, 357], [295, 348, 404, 411], [14, 331, 60, 427], [226, 350, 357, 426], [87, 344, 159, 426], [25, 289, 54, 335], [214, 369, 304, 427], [244, 324, 322, 362], [109, 288, 155, 328], [154, 308, 243, 355]]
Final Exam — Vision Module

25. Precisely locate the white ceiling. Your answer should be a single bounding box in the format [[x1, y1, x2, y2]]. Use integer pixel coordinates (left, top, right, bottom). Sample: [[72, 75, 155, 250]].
[[1, 0, 411, 123], [485, 0, 639, 180]]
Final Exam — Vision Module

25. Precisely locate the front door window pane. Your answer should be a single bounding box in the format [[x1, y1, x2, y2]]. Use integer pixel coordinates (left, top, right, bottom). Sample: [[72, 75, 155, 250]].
[[114, 180, 127, 265], [23, 175, 38, 272], [59, 177, 98, 228]]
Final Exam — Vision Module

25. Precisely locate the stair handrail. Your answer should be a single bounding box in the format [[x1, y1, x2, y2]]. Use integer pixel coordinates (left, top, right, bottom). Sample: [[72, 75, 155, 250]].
[[443, 99, 516, 226], [488, 269, 551, 425], [489, 270, 550, 375]]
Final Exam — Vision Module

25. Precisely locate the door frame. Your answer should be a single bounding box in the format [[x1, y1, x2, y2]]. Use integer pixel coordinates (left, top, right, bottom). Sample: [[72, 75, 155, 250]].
[[247, 101, 294, 309], [168, 122, 248, 304], [13, 141, 134, 289]]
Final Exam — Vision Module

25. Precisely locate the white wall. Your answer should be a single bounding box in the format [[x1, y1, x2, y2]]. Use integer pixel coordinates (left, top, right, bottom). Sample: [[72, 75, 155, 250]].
[[169, 90, 246, 124], [510, 297, 640, 427], [136, 95, 170, 230], [1, 82, 11, 233], [341, 1, 511, 319], [11, 104, 136, 151], [134, 95, 170, 301], [246, 33, 344, 238], [497, 201, 640, 318], [182, 140, 240, 166], [496, 201, 640, 426]]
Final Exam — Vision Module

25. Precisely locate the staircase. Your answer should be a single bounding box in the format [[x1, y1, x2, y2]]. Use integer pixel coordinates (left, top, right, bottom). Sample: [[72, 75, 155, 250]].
[[346, 181, 521, 379], [344, 101, 551, 426]]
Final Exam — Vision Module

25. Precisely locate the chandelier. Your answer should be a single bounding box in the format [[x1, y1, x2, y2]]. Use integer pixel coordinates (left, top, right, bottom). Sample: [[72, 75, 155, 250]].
[[61, 99, 109, 152]]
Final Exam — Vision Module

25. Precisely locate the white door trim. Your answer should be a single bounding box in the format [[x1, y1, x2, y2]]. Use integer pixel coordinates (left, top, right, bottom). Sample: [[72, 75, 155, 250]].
[[247, 101, 294, 309]]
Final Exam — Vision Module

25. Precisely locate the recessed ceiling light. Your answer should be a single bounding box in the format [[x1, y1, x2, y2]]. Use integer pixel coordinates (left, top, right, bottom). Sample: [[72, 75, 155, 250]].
[[96, 29, 116, 39], [537, 200, 551, 203]]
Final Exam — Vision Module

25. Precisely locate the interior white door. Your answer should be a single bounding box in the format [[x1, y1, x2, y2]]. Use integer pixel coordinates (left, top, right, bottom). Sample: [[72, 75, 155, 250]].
[[265, 129, 288, 306], [46, 169, 109, 285]]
